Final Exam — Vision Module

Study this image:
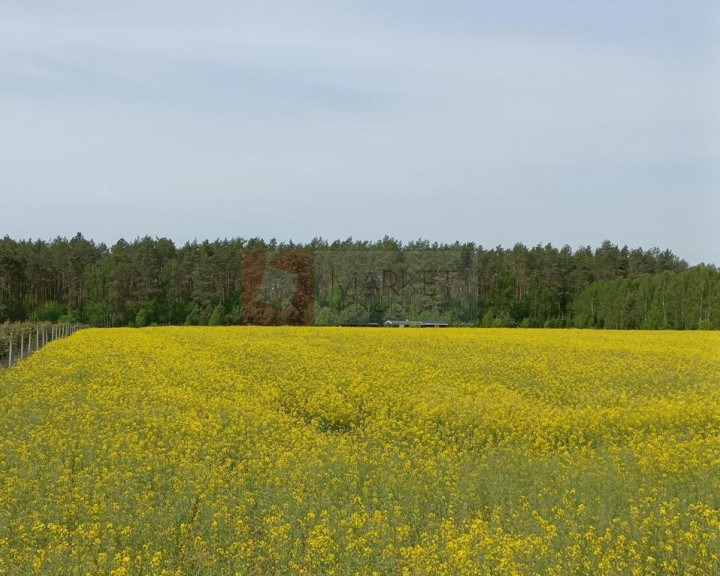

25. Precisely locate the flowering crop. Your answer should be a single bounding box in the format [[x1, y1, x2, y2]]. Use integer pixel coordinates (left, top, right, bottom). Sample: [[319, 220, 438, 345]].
[[0, 327, 719, 575]]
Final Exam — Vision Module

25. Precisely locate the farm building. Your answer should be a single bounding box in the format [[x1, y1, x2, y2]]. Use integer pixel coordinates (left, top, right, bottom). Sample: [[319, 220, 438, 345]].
[[384, 320, 448, 328], [384, 320, 417, 328]]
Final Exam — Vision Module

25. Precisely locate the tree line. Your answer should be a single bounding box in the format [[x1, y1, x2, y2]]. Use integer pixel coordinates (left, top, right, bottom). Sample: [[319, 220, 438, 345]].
[[0, 234, 717, 329]]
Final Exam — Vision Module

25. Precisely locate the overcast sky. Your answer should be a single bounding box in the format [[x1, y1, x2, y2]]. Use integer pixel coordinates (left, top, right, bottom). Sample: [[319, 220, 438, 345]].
[[1, 0, 718, 264]]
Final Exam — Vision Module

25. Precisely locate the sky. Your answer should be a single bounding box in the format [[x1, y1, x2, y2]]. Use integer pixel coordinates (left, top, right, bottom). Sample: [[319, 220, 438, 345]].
[[1, 0, 719, 265]]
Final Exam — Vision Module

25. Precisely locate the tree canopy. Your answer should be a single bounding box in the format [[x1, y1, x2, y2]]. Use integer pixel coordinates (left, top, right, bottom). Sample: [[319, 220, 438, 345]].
[[0, 234, 716, 329]]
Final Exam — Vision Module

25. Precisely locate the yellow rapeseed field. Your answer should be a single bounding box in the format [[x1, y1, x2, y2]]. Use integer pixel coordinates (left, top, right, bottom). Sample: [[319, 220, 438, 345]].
[[1, 327, 719, 575]]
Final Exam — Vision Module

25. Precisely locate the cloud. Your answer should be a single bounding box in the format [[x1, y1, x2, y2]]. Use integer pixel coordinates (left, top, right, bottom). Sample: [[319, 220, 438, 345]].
[[0, 0, 718, 264]]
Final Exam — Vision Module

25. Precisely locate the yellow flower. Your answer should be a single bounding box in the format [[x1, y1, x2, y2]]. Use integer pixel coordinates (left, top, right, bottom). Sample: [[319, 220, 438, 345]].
[[0, 327, 718, 574]]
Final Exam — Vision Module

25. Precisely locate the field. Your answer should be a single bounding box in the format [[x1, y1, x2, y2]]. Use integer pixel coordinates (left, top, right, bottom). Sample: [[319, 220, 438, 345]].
[[1, 328, 719, 575]]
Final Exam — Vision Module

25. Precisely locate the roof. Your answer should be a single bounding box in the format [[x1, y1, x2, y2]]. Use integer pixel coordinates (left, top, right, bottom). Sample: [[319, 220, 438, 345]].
[[384, 319, 449, 327], [419, 320, 449, 327], [384, 319, 417, 327]]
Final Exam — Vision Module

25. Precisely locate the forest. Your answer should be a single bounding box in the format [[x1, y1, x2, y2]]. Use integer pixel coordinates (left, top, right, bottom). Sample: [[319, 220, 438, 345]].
[[0, 234, 717, 329]]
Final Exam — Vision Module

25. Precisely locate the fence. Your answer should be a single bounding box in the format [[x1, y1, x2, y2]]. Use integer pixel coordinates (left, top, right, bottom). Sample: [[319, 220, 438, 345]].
[[0, 322, 83, 369]]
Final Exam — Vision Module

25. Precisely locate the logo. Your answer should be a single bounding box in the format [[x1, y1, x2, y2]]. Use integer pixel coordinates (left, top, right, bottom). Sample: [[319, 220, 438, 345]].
[[241, 251, 314, 325]]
